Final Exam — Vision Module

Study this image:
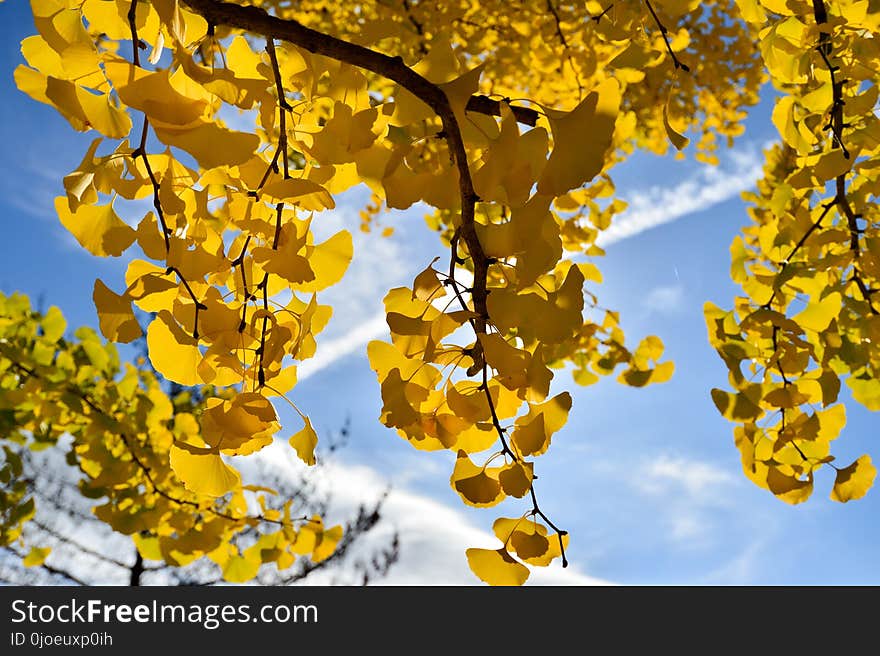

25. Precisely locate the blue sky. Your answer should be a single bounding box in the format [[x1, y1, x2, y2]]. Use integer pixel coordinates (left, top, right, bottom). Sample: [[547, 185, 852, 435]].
[[2, 4, 878, 585]]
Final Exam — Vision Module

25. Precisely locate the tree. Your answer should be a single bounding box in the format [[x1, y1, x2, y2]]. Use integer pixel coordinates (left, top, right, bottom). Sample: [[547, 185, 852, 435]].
[[6, 0, 878, 585], [1, 438, 398, 586], [0, 293, 398, 584]]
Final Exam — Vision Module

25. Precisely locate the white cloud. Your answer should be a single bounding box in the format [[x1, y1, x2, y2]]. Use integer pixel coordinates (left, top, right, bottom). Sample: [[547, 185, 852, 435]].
[[299, 312, 387, 380], [596, 148, 764, 247], [636, 454, 736, 500], [642, 284, 685, 316], [633, 455, 739, 549], [704, 539, 767, 585]]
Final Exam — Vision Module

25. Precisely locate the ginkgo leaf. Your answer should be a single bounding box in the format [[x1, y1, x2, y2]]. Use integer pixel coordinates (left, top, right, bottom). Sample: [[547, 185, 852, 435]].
[[510, 414, 547, 457], [510, 529, 550, 560], [23, 546, 51, 567], [831, 455, 876, 503], [15, 67, 132, 138], [252, 223, 314, 285], [511, 393, 572, 457], [262, 178, 335, 211], [794, 292, 841, 333], [766, 468, 813, 505], [169, 446, 241, 497], [465, 548, 530, 586], [847, 376, 880, 411], [498, 460, 534, 498], [412, 256, 443, 302], [55, 197, 135, 257], [40, 305, 66, 342], [221, 551, 261, 583], [200, 393, 279, 455], [733, 0, 766, 22], [451, 450, 505, 507], [663, 92, 689, 151], [154, 122, 259, 170], [537, 79, 620, 196], [104, 59, 207, 127], [290, 417, 319, 466], [296, 231, 353, 292], [93, 279, 142, 344], [711, 388, 763, 421], [132, 534, 163, 562], [146, 310, 202, 386]]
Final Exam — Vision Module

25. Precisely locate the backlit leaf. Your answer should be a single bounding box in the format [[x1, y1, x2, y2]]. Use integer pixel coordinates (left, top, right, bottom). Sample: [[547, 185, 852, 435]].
[[55, 197, 135, 257], [465, 548, 530, 586], [537, 79, 620, 196], [169, 446, 241, 497], [290, 417, 319, 466], [831, 455, 876, 503]]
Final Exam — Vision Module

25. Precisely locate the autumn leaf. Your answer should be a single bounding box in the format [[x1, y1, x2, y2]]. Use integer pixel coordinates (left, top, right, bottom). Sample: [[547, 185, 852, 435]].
[[465, 548, 530, 586]]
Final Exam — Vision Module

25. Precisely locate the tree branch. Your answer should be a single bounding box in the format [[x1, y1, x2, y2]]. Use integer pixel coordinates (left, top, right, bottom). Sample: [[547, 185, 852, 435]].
[[183, 0, 490, 327]]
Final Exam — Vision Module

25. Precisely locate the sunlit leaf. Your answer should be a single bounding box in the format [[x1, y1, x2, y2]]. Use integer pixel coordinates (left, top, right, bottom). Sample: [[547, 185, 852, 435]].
[[465, 548, 530, 586], [831, 455, 876, 503]]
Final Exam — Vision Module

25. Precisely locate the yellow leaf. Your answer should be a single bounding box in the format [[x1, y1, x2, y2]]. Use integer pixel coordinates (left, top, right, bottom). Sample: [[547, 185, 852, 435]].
[[498, 460, 534, 498], [451, 451, 505, 507], [21, 66, 132, 138], [104, 59, 207, 127], [290, 417, 318, 466], [222, 552, 261, 583], [93, 279, 141, 343], [55, 197, 135, 257], [766, 468, 813, 505], [412, 256, 444, 302], [169, 446, 241, 497], [711, 388, 763, 421], [296, 230, 353, 293], [831, 455, 876, 502], [537, 79, 620, 196], [466, 548, 530, 586], [510, 529, 550, 560], [40, 305, 66, 342], [663, 92, 689, 151], [200, 393, 279, 455], [511, 392, 572, 457], [146, 310, 202, 386], [153, 122, 259, 170], [262, 178, 335, 212], [132, 534, 163, 561], [125, 259, 178, 312], [308, 102, 381, 164], [510, 414, 546, 458], [733, 0, 767, 22], [23, 546, 51, 567], [312, 524, 343, 563], [252, 223, 314, 285], [795, 292, 841, 333], [479, 333, 529, 383], [848, 376, 880, 411]]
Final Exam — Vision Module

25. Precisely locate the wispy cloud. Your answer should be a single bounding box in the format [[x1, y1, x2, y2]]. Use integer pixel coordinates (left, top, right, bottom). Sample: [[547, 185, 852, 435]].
[[642, 283, 685, 316], [596, 148, 764, 247], [636, 455, 736, 502], [634, 454, 739, 548], [704, 538, 767, 585], [299, 312, 388, 381]]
